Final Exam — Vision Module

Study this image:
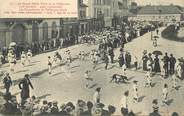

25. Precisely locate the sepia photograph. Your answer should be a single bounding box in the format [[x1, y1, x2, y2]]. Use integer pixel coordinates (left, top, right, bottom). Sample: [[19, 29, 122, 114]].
[[0, 0, 184, 115]]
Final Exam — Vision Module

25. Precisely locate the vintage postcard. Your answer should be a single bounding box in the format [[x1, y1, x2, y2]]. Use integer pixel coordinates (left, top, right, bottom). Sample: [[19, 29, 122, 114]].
[[0, 0, 184, 116]]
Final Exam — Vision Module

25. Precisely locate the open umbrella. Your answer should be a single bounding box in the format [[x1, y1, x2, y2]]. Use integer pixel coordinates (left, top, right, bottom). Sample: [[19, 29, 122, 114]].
[[9, 42, 16, 46], [153, 35, 159, 38], [178, 57, 184, 62], [152, 50, 162, 55]]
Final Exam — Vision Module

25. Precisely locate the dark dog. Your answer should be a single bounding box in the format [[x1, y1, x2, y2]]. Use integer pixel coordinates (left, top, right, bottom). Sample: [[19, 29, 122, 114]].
[[110, 74, 128, 84]]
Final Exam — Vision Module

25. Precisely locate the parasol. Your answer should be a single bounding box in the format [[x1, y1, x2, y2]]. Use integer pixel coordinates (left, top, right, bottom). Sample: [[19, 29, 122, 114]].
[[9, 42, 16, 46], [178, 57, 184, 62], [152, 50, 163, 55], [153, 35, 159, 38]]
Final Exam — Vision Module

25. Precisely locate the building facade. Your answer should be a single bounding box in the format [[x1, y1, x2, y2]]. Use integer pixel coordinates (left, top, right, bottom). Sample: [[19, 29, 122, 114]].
[[87, 0, 130, 27], [0, 19, 62, 49], [0, 0, 92, 50], [128, 5, 183, 23]]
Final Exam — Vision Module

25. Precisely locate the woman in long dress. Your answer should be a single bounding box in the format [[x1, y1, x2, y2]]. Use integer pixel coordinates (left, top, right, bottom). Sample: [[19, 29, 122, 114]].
[[154, 55, 161, 73], [142, 52, 148, 71]]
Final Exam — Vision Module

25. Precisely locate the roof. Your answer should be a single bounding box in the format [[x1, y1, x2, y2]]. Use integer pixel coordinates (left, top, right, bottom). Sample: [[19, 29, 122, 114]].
[[137, 5, 182, 14]]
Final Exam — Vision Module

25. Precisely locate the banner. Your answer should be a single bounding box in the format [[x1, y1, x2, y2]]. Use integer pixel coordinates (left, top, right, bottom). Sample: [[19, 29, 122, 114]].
[[0, 0, 78, 18]]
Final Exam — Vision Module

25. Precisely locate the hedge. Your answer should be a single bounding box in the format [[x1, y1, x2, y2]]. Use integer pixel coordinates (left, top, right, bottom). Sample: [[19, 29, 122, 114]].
[[161, 25, 184, 42]]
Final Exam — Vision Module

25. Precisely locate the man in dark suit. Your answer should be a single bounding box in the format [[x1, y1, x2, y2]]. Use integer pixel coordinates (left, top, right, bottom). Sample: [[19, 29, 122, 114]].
[[18, 74, 34, 105], [169, 54, 176, 74], [3, 72, 12, 94], [163, 53, 170, 75]]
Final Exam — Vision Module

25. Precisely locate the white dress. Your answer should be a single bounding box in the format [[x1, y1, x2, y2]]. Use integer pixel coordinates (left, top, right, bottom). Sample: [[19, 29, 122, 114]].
[[133, 84, 138, 99], [162, 88, 168, 100], [146, 72, 151, 84], [121, 95, 128, 108], [21, 54, 26, 64], [176, 64, 182, 78], [93, 92, 100, 104], [172, 75, 177, 88], [27, 52, 32, 63]]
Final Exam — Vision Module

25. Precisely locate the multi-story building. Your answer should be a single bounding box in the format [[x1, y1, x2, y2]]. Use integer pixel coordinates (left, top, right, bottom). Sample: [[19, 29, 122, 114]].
[[87, 0, 130, 27], [129, 5, 183, 23], [78, 0, 89, 35], [0, 19, 59, 48], [0, 0, 90, 49]]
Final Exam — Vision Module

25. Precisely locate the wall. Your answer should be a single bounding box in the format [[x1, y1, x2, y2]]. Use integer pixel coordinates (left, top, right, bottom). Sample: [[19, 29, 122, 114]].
[[129, 14, 181, 22]]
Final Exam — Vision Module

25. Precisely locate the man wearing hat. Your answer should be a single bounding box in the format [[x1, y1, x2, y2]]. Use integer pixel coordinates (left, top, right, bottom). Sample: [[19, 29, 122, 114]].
[[3, 72, 12, 94], [51, 101, 59, 114], [18, 74, 34, 105]]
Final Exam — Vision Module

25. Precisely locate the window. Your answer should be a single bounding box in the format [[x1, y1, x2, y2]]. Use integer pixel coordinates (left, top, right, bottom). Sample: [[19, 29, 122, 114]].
[[107, 9, 109, 17], [94, 8, 97, 17], [99, 0, 101, 5], [103, 0, 105, 5]]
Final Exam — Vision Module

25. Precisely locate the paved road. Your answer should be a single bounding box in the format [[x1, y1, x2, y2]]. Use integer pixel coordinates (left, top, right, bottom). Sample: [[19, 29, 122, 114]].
[[0, 28, 184, 115]]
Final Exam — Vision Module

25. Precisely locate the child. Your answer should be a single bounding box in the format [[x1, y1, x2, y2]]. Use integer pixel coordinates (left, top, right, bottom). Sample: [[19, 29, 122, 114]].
[[66, 51, 71, 69], [81, 51, 85, 61], [27, 49, 32, 64], [160, 59, 165, 79], [48, 56, 52, 75], [162, 84, 168, 105], [9, 53, 16, 72], [133, 81, 139, 103], [145, 69, 152, 88], [153, 38, 157, 47], [21, 51, 26, 66], [134, 56, 138, 70], [93, 51, 99, 69], [84, 70, 93, 88], [172, 73, 178, 90], [122, 64, 127, 76]]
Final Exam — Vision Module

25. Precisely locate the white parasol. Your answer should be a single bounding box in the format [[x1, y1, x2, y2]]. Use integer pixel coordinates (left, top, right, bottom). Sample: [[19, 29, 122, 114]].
[[9, 42, 16, 46]]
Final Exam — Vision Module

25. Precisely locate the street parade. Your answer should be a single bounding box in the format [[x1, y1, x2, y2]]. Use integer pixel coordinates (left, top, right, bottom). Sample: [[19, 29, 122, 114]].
[[0, 19, 183, 116]]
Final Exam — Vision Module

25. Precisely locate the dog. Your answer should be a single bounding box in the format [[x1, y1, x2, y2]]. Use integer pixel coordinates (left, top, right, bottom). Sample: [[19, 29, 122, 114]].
[[110, 74, 128, 84]]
